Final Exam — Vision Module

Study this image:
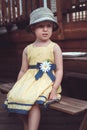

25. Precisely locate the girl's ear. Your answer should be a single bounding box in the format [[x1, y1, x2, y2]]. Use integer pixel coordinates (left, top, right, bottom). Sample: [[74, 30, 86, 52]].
[[30, 26, 36, 33], [30, 26, 36, 35]]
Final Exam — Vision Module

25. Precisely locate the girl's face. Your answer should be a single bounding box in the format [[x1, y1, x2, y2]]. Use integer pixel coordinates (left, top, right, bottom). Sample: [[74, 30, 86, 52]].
[[33, 21, 53, 42]]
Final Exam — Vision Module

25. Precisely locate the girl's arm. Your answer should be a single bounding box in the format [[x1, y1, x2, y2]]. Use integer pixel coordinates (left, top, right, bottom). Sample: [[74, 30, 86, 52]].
[[49, 44, 63, 99], [17, 47, 29, 80]]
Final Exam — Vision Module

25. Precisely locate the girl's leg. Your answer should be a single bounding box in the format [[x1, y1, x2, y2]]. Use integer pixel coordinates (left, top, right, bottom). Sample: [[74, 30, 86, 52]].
[[18, 114, 28, 130], [28, 104, 41, 130], [23, 116, 28, 130]]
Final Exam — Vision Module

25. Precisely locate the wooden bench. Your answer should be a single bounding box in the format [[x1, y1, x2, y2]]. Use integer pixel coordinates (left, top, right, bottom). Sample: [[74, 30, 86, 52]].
[[64, 71, 87, 80], [49, 96, 87, 130], [0, 82, 14, 94], [0, 83, 87, 130]]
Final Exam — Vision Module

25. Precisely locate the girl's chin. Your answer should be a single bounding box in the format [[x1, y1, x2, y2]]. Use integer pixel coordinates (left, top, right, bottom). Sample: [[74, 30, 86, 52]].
[[41, 38, 49, 41], [41, 39, 49, 42]]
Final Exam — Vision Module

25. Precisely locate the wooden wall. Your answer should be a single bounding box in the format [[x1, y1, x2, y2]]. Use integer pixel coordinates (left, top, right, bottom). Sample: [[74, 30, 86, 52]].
[[0, 30, 34, 81]]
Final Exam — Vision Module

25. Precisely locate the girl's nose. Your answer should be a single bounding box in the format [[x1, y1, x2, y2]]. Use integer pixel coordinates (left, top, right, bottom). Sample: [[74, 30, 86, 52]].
[[43, 26, 48, 31]]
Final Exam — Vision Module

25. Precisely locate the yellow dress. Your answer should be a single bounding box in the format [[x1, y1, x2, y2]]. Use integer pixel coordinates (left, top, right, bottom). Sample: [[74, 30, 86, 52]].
[[4, 42, 62, 114]]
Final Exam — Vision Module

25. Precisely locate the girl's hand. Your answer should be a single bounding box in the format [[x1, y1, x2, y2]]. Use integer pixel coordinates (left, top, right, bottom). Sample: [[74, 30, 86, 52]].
[[49, 88, 57, 100]]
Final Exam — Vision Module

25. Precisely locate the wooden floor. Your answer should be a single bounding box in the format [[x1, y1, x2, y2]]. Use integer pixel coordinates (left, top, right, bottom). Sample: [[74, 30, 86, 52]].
[[0, 91, 85, 130]]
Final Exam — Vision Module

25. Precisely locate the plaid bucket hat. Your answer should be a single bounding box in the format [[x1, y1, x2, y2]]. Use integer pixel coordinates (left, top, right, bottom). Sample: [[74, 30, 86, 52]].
[[26, 7, 58, 32]]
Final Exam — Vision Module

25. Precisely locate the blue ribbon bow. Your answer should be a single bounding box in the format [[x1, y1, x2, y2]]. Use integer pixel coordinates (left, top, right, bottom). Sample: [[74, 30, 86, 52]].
[[34, 63, 56, 81]]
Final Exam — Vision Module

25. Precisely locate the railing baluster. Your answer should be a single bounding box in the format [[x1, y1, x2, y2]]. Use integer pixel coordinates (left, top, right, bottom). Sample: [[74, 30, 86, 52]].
[[2, 0, 6, 25], [16, 0, 20, 20], [22, 0, 26, 19], [12, 0, 16, 22], [0, 0, 3, 25], [8, 0, 11, 23], [26, 0, 32, 17]]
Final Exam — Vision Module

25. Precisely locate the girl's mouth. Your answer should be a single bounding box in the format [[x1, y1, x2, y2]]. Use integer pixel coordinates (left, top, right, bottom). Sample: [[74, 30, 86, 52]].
[[42, 34, 48, 37]]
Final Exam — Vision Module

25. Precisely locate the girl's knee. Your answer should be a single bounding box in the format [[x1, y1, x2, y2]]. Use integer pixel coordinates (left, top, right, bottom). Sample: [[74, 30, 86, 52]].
[[29, 104, 40, 113], [32, 104, 40, 110]]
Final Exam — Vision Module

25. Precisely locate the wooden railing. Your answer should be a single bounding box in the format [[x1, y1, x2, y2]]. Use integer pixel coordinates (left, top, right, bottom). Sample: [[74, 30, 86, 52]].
[[63, 1, 87, 23], [0, 0, 28, 26], [0, 0, 45, 27]]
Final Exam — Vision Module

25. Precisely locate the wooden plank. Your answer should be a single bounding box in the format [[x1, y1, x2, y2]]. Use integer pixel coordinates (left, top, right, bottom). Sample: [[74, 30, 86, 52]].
[[63, 57, 87, 61], [62, 96, 87, 109], [80, 112, 87, 130], [0, 83, 14, 93], [64, 72, 87, 79], [50, 102, 83, 115], [63, 58, 87, 74], [49, 96, 87, 115]]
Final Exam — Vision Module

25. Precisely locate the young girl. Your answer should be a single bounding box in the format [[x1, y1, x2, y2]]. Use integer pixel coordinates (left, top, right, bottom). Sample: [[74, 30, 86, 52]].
[[4, 7, 63, 130]]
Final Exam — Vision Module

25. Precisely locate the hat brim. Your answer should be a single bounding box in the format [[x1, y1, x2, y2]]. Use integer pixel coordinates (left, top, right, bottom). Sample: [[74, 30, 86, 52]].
[[26, 20, 59, 33]]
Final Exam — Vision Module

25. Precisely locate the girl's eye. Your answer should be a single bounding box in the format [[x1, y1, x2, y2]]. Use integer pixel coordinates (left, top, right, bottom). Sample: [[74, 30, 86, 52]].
[[36, 23, 53, 28], [47, 24, 52, 27], [39, 24, 52, 28], [39, 25, 44, 28], [36, 24, 44, 28]]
